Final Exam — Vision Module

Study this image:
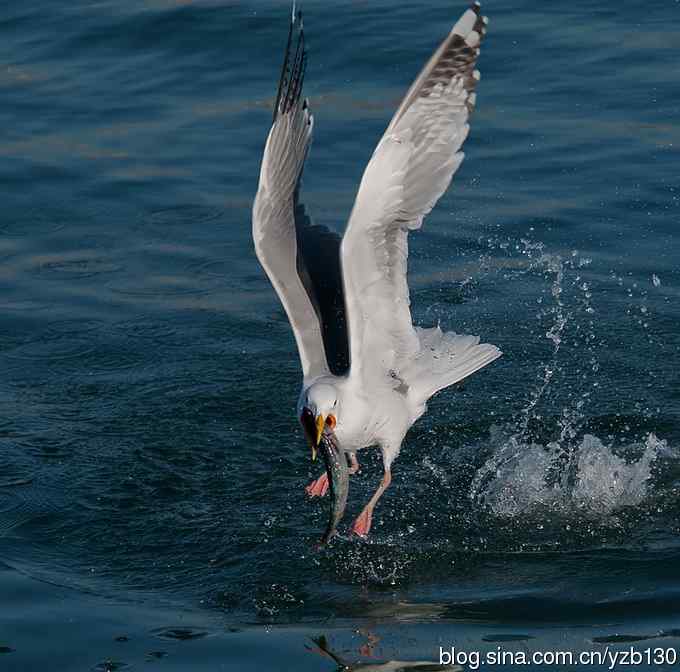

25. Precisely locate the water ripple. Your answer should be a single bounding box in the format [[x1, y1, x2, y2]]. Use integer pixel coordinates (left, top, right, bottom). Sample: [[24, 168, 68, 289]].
[[35, 258, 123, 280]]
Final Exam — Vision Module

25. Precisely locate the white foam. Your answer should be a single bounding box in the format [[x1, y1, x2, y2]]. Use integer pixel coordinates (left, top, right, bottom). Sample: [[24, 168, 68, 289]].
[[470, 430, 670, 518]]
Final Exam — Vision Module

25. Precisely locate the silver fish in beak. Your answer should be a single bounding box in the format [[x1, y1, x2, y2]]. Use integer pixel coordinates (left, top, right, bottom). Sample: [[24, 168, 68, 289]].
[[317, 428, 349, 545]]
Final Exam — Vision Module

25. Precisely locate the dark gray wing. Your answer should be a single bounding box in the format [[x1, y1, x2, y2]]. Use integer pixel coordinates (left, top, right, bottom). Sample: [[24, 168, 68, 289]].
[[252, 8, 350, 381], [295, 202, 349, 376]]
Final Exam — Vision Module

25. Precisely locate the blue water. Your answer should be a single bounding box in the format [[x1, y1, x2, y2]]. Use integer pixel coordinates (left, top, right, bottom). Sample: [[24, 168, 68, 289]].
[[1, 1, 679, 669]]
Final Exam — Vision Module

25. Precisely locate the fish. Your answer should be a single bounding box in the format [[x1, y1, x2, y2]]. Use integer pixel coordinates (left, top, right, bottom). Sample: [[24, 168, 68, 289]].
[[317, 428, 349, 545]]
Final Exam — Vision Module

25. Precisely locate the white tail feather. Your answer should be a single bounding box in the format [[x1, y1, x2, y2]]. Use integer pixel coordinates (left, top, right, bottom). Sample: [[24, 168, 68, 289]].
[[404, 326, 501, 402]]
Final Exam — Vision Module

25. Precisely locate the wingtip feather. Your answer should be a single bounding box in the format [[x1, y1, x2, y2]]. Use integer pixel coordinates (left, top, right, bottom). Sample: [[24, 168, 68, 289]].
[[274, 4, 308, 123], [452, 2, 488, 43]]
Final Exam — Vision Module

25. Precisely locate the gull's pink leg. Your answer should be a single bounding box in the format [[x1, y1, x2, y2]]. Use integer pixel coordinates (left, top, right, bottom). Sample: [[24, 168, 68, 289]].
[[305, 472, 329, 498], [351, 469, 392, 538]]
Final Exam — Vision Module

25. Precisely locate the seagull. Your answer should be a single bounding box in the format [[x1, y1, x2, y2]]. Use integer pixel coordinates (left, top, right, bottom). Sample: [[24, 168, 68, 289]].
[[252, 1, 501, 542]]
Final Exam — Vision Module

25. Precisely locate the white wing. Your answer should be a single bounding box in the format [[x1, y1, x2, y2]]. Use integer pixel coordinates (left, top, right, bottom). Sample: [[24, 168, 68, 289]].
[[341, 2, 488, 384], [253, 11, 349, 382]]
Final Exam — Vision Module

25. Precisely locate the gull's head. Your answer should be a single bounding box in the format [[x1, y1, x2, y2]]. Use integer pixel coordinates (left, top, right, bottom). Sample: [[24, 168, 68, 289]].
[[300, 382, 338, 461]]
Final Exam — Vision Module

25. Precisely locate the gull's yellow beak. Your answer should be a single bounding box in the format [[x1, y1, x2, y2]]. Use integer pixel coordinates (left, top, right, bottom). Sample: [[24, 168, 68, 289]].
[[312, 415, 326, 462], [301, 408, 326, 462]]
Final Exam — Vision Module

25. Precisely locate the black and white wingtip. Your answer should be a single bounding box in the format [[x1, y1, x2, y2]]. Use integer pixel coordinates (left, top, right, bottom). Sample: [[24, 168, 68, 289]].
[[452, 1, 489, 49], [273, 3, 308, 123], [449, 1, 489, 113]]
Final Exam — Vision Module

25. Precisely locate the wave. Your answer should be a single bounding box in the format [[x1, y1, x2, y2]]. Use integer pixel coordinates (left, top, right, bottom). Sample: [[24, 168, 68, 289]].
[[470, 429, 671, 518]]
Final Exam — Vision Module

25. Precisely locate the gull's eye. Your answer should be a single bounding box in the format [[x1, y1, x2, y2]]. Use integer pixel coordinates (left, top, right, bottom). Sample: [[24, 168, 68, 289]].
[[326, 415, 336, 429]]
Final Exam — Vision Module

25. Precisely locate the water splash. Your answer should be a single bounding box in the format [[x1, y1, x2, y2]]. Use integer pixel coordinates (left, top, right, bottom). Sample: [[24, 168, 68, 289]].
[[470, 430, 669, 518], [516, 242, 569, 434], [466, 235, 674, 522]]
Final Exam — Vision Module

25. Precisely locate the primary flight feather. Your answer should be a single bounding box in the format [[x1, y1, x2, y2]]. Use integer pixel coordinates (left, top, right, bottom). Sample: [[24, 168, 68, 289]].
[[253, 2, 500, 543]]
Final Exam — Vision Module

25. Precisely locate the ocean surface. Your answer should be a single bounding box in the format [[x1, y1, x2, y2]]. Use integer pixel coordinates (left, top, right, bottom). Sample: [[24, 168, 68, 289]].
[[1, 0, 679, 670]]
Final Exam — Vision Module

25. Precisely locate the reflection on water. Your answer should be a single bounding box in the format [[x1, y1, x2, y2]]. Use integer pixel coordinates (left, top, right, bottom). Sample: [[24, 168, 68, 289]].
[[310, 634, 462, 671]]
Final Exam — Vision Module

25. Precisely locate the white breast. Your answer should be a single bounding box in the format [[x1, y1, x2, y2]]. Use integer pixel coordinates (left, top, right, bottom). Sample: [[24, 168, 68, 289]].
[[334, 382, 414, 452]]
